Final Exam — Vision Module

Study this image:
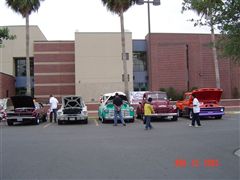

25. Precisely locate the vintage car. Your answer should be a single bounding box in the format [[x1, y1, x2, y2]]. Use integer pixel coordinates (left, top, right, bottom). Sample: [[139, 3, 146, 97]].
[[98, 92, 135, 123], [57, 96, 88, 125], [0, 98, 7, 121], [6, 96, 47, 126], [176, 88, 225, 119], [136, 91, 178, 121]]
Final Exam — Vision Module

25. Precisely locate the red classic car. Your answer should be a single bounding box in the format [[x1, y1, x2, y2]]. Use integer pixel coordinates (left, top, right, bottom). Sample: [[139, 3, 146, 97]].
[[6, 96, 47, 126], [176, 88, 225, 119], [136, 91, 178, 121]]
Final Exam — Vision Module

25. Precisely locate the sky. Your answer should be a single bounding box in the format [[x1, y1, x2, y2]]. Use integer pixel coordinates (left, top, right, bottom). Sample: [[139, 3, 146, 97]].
[[0, 0, 213, 41]]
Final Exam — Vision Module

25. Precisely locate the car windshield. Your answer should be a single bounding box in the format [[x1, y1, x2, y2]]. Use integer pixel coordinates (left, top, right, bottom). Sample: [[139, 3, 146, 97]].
[[108, 95, 128, 102], [147, 93, 167, 100]]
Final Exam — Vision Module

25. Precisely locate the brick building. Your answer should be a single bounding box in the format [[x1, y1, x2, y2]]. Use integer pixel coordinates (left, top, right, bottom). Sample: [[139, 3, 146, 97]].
[[0, 26, 239, 102]]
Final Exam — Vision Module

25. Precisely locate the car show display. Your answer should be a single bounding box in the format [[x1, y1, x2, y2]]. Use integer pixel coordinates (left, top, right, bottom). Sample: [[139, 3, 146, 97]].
[[176, 88, 225, 119], [57, 96, 88, 125], [6, 96, 47, 126], [136, 91, 178, 121], [98, 92, 135, 123]]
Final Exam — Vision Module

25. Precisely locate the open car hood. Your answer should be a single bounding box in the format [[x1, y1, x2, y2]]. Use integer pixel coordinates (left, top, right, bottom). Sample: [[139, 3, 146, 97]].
[[62, 96, 83, 108], [0, 98, 8, 110], [11, 96, 35, 109], [192, 88, 223, 102]]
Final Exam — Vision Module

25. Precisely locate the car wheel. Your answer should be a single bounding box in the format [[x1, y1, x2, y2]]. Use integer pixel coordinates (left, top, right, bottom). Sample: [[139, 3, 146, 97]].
[[215, 115, 222, 119], [189, 110, 193, 120], [172, 116, 178, 121], [101, 117, 105, 123], [58, 120, 62, 125], [177, 109, 182, 117], [7, 120, 13, 126], [35, 117, 40, 125]]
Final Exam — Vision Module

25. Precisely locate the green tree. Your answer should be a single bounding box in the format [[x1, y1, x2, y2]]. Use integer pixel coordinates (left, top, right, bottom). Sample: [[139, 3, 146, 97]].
[[6, 0, 44, 96], [101, 0, 136, 99], [216, 0, 240, 62], [0, 27, 16, 41], [182, 0, 223, 88]]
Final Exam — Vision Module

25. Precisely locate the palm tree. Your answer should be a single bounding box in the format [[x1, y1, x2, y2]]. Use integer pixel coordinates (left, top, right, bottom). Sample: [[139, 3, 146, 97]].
[[6, 0, 44, 96], [101, 0, 136, 99], [182, 0, 223, 88]]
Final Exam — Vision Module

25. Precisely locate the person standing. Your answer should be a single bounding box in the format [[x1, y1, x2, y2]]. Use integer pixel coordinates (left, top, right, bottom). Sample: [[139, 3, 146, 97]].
[[49, 94, 59, 123], [144, 97, 155, 130], [190, 94, 201, 127], [113, 93, 126, 126]]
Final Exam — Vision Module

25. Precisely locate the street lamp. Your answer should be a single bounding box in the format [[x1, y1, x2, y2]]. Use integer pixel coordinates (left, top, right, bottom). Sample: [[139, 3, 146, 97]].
[[136, 0, 160, 90]]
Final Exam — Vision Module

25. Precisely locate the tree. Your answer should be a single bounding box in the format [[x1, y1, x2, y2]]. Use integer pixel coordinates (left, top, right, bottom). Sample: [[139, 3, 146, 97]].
[[0, 27, 16, 41], [6, 0, 44, 96], [216, 0, 240, 62], [182, 0, 224, 88], [101, 0, 136, 99]]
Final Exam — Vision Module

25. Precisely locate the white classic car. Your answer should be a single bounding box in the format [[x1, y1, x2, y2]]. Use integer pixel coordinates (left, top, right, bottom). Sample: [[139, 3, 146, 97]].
[[57, 96, 88, 125]]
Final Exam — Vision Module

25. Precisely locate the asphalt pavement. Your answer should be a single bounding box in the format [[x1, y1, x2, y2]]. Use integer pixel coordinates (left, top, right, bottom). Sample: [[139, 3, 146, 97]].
[[0, 113, 239, 180]]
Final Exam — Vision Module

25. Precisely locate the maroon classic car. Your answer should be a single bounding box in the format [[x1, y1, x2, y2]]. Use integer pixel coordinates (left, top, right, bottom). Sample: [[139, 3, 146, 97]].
[[6, 96, 47, 126], [136, 91, 178, 121]]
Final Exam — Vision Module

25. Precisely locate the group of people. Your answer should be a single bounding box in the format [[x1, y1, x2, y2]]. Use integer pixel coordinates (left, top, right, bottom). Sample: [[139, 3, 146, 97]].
[[47, 93, 201, 128], [113, 92, 201, 129], [113, 92, 154, 130]]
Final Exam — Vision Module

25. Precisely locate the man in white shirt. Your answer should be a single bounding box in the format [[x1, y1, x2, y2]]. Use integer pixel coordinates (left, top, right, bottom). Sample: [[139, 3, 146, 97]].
[[49, 94, 59, 123], [190, 94, 201, 127]]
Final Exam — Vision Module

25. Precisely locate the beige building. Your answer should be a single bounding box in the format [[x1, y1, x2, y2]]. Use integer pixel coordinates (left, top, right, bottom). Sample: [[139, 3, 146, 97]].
[[75, 32, 133, 101]]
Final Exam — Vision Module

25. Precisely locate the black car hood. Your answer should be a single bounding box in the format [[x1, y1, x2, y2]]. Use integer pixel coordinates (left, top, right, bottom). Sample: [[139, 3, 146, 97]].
[[11, 96, 35, 109]]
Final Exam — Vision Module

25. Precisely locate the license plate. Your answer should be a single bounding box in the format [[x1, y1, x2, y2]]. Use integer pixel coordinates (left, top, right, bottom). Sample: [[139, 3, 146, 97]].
[[167, 116, 173, 119], [17, 117, 22, 122], [69, 117, 75, 121]]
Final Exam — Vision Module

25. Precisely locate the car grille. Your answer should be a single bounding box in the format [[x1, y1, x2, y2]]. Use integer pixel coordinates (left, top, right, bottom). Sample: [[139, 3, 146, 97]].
[[200, 107, 223, 112]]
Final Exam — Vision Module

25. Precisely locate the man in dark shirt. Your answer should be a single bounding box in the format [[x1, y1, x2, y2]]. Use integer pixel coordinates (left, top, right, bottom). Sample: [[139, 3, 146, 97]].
[[113, 93, 126, 126]]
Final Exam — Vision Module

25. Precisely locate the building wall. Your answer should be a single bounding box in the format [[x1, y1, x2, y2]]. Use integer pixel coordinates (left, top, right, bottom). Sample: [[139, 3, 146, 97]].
[[148, 33, 240, 98], [0, 26, 46, 76], [0, 73, 15, 98], [34, 41, 75, 102], [75, 32, 133, 102]]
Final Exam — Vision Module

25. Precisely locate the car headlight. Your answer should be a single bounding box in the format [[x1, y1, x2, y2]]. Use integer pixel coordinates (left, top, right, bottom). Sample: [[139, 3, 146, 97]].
[[82, 110, 88, 116], [104, 108, 109, 113], [130, 107, 134, 111], [172, 105, 177, 109], [220, 108, 224, 112], [57, 111, 63, 116]]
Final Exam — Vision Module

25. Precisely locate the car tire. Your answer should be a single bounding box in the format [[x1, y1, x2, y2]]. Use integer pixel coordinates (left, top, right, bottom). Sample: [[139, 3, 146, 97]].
[[172, 116, 178, 121], [7, 120, 13, 126], [189, 110, 193, 120], [58, 120, 62, 125], [177, 109, 182, 117], [215, 115, 222, 119], [35, 117, 40, 125]]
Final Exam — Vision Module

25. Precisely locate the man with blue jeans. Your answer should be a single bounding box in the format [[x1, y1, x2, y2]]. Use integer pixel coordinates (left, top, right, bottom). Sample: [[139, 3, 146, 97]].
[[49, 94, 59, 123], [113, 93, 126, 126]]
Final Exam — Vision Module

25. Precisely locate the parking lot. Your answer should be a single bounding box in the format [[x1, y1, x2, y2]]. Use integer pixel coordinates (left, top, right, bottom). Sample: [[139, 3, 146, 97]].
[[0, 113, 239, 180]]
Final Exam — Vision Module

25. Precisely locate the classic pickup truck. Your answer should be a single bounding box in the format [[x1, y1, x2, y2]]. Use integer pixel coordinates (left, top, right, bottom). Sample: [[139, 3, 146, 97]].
[[136, 91, 178, 121], [176, 88, 225, 119]]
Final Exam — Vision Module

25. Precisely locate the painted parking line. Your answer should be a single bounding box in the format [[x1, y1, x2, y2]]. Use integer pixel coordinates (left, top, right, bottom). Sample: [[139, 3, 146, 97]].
[[43, 123, 52, 128], [94, 119, 99, 127]]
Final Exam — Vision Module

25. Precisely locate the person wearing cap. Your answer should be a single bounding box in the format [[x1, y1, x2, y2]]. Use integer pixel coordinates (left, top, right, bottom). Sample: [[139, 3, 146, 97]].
[[144, 97, 155, 130]]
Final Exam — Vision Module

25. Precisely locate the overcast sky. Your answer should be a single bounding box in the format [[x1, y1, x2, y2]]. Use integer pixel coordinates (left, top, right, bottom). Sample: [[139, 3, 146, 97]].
[[0, 0, 213, 40]]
